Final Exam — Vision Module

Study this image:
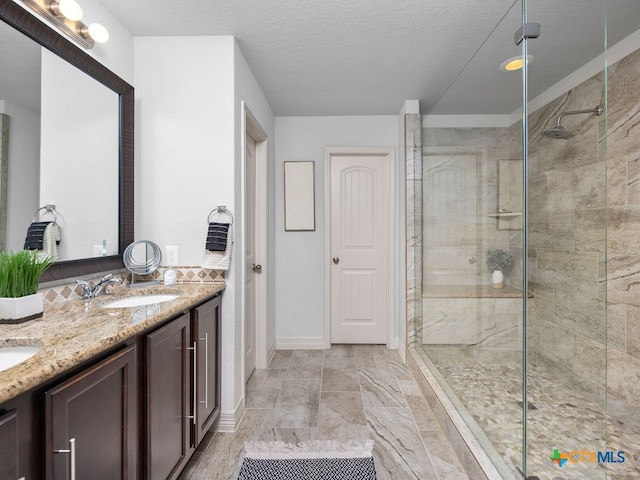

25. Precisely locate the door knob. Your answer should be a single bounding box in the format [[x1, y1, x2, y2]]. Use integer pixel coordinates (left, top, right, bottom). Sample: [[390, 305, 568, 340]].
[[332, 256, 340, 264], [252, 263, 262, 273]]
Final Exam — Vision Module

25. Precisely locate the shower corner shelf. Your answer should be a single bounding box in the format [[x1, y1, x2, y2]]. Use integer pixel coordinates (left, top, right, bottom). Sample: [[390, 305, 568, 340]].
[[486, 211, 522, 218]]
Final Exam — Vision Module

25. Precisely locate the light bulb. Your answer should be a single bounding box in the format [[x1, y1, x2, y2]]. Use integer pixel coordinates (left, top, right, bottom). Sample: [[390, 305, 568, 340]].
[[53, 0, 83, 21], [87, 23, 109, 43]]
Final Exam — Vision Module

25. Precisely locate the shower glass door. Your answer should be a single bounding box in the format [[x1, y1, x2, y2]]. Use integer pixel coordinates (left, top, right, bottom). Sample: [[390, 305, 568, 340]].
[[524, 0, 638, 478], [411, 0, 640, 478]]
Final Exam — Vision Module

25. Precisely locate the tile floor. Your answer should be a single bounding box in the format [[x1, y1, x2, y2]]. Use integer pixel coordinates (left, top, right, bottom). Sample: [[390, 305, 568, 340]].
[[180, 345, 469, 480]]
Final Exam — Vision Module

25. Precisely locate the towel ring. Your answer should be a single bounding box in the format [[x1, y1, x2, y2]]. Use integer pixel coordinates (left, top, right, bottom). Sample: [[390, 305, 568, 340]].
[[33, 204, 58, 223], [207, 205, 233, 224]]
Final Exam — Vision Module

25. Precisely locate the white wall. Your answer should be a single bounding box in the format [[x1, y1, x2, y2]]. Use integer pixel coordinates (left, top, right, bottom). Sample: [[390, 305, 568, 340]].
[[135, 36, 276, 426], [274, 116, 399, 346]]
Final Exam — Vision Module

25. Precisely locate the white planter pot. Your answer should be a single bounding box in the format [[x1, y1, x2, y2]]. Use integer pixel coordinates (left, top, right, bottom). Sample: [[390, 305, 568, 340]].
[[0, 293, 44, 324], [491, 270, 504, 289]]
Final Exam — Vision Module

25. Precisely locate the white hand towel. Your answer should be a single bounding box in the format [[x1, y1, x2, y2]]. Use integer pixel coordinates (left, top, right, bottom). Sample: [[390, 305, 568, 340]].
[[41, 222, 61, 262], [202, 224, 233, 270]]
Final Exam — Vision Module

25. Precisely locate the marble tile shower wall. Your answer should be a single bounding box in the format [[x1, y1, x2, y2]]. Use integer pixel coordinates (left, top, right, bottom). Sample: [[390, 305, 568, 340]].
[[421, 127, 521, 288], [528, 46, 640, 408], [406, 114, 423, 347]]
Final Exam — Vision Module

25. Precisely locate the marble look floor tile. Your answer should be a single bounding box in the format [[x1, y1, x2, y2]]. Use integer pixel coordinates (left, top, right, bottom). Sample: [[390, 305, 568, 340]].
[[267, 350, 293, 369], [322, 366, 360, 391], [318, 391, 369, 440], [183, 346, 467, 480], [324, 345, 357, 369], [286, 349, 324, 378], [420, 429, 469, 480], [354, 345, 392, 369], [359, 367, 407, 408], [245, 369, 287, 408], [406, 394, 440, 430], [270, 404, 319, 428], [366, 407, 439, 480], [182, 409, 273, 480], [276, 378, 321, 405]]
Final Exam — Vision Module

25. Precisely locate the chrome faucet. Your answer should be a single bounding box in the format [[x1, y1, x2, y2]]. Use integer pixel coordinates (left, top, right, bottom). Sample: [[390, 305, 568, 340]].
[[76, 274, 122, 299]]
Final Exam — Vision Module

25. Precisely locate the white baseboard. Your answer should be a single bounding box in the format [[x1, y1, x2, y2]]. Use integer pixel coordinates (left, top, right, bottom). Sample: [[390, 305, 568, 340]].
[[215, 396, 245, 433], [276, 336, 326, 350], [267, 338, 277, 363]]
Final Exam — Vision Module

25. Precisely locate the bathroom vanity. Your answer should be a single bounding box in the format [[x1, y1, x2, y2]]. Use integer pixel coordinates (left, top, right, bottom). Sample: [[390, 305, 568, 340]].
[[0, 282, 224, 480]]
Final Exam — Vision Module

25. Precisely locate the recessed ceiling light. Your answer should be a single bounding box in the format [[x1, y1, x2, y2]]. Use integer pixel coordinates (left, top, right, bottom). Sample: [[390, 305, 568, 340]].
[[500, 55, 534, 72]]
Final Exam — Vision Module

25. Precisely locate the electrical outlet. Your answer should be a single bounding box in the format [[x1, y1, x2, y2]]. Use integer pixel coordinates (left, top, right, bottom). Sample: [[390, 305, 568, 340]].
[[166, 245, 179, 266], [93, 245, 103, 257]]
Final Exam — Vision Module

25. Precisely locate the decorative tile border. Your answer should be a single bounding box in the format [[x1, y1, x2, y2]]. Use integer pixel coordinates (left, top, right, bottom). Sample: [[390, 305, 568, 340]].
[[40, 267, 226, 305]]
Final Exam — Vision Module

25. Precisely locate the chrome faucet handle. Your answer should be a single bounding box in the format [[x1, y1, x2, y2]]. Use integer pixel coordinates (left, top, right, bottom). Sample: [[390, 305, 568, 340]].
[[76, 279, 93, 299]]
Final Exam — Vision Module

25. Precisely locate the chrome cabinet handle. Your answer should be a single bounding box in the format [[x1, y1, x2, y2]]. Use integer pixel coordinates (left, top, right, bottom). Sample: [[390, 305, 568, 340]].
[[199, 333, 208, 409], [186, 342, 197, 425], [332, 256, 340, 264], [252, 263, 262, 273], [54, 437, 76, 480]]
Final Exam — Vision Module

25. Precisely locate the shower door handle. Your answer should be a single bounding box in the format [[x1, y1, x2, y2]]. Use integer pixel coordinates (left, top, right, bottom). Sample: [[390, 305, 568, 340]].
[[332, 256, 340, 264]]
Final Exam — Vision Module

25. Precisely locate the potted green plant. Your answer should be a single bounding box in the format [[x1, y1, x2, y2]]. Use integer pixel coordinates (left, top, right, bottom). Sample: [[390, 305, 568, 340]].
[[0, 250, 53, 324], [486, 249, 513, 289]]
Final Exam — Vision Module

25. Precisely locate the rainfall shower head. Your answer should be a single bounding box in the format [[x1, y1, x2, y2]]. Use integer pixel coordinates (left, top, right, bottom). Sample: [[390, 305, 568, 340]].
[[542, 104, 604, 140], [542, 124, 575, 139]]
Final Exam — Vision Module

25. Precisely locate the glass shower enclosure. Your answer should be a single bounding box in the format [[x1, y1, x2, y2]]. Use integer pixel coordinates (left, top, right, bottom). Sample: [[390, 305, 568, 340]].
[[408, 1, 640, 478]]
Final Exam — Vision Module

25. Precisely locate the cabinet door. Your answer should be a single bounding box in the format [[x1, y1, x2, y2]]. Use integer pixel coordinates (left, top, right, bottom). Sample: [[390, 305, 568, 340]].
[[0, 409, 18, 480], [146, 313, 192, 480], [193, 295, 221, 446], [44, 344, 137, 480]]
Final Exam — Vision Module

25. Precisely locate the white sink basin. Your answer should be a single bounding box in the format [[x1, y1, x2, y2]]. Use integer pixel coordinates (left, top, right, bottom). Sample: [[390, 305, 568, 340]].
[[102, 294, 180, 309], [0, 345, 42, 372]]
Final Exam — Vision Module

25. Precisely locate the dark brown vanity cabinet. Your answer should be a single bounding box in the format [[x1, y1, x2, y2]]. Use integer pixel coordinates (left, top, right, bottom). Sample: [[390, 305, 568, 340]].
[[0, 292, 222, 480], [146, 294, 222, 480], [193, 297, 221, 446], [0, 409, 18, 480], [146, 313, 192, 480], [44, 344, 137, 480]]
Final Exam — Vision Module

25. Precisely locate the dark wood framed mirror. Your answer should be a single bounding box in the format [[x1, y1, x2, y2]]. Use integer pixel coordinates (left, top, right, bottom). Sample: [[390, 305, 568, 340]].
[[0, 2, 133, 282]]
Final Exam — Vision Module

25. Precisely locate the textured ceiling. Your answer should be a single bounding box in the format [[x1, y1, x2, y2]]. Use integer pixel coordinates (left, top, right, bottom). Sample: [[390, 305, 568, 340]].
[[3, 1, 640, 117], [104, 0, 521, 115]]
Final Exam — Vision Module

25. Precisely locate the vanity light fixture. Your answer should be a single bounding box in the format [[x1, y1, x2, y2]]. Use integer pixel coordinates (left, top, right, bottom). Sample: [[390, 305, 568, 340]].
[[18, 0, 109, 49], [50, 0, 83, 22], [499, 54, 534, 72]]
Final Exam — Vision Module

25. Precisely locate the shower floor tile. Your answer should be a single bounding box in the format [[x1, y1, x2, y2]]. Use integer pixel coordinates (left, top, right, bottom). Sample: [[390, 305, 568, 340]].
[[433, 359, 640, 479]]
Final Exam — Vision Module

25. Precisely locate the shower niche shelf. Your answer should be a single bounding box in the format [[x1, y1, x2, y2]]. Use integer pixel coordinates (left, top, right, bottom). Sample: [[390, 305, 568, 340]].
[[486, 211, 522, 218]]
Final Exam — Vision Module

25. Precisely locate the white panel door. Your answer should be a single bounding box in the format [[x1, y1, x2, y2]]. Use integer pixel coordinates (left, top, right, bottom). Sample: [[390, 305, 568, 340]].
[[330, 154, 389, 344], [244, 133, 256, 381]]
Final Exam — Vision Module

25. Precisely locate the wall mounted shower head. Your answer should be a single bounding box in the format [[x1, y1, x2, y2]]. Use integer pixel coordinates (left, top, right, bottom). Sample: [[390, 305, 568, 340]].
[[542, 124, 575, 139], [542, 104, 603, 140]]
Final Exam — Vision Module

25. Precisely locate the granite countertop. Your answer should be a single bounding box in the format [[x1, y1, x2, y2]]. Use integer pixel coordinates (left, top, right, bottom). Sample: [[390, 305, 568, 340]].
[[0, 281, 225, 404]]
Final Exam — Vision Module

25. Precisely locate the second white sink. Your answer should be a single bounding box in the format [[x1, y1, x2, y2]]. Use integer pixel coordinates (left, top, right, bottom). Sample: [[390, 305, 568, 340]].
[[0, 345, 42, 372], [102, 294, 179, 309]]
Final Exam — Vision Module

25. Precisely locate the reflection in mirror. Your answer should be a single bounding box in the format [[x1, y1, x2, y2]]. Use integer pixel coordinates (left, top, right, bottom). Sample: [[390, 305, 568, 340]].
[[0, 1, 134, 283], [0, 19, 119, 261]]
